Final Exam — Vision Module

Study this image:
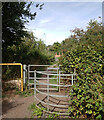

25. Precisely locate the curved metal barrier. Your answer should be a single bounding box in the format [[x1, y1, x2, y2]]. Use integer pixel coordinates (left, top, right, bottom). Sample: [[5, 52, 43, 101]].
[[32, 68, 76, 115]]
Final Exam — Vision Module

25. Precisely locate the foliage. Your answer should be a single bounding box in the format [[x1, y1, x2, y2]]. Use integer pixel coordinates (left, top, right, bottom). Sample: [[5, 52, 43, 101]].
[[48, 30, 80, 54], [29, 103, 59, 118], [10, 32, 54, 65], [46, 112, 59, 119], [2, 2, 44, 63], [8, 33, 53, 64], [2, 32, 55, 80], [49, 75, 58, 89], [29, 103, 44, 118], [2, 2, 55, 81], [2, 2, 43, 48], [49, 42, 61, 53], [59, 20, 104, 119], [15, 89, 34, 97]]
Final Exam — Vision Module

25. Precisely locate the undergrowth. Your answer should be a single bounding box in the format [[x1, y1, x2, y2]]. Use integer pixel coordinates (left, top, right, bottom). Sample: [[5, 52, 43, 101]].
[[29, 103, 59, 119], [15, 89, 34, 97]]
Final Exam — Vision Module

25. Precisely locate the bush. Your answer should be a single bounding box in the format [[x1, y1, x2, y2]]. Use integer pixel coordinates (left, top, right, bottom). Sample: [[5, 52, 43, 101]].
[[59, 20, 104, 119]]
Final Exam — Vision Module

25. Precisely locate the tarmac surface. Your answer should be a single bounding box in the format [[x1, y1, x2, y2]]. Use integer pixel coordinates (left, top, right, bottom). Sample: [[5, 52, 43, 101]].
[[2, 94, 35, 118]]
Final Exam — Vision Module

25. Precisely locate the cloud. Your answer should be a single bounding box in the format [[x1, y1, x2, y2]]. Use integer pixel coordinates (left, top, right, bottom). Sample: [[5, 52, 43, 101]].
[[39, 18, 52, 24], [31, 28, 69, 45], [32, 29, 44, 38], [26, 2, 102, 45], [45, 33, 68, 45]]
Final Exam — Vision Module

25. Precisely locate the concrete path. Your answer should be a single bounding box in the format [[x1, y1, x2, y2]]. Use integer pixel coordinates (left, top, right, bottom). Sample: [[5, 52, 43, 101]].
[[2, 95, 35, 118]]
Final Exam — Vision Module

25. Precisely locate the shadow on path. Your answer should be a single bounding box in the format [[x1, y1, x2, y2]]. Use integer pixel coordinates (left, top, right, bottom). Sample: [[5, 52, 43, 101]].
[[2, 95, 34, 118]]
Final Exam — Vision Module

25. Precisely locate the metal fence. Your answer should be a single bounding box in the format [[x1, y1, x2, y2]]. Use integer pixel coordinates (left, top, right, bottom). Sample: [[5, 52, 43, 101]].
[[23, 64, 76, 115], [27, 64, 58, 89], [34, 67, 76, 115]]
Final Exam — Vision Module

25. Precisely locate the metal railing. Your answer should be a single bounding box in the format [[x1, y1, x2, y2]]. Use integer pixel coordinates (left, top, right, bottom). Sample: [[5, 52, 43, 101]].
[[24, 64, 77, 115], [28, 65, 57, 87], [33, 69, 76, 115]]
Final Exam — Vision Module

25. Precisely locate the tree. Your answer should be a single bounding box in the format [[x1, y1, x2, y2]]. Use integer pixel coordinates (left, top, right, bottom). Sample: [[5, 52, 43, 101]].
[[2, 2, 44, 48], [59, 20, 104, 119], [2, 2, 44, 62], [49, 42, 61, 53]]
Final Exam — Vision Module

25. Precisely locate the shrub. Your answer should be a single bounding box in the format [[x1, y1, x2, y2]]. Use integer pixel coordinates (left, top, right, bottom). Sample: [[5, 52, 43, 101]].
[[59, 20, 104, 119]]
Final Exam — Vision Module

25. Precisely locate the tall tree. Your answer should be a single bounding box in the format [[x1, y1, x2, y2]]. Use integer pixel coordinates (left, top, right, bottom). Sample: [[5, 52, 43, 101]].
[[59, 20, 103, 119], [2, 2, 44, 48], [2, 2, 44, 62]]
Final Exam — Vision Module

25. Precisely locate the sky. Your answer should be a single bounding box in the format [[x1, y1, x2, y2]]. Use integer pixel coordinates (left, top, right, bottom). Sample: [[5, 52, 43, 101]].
[[25, 2, 102, 45]]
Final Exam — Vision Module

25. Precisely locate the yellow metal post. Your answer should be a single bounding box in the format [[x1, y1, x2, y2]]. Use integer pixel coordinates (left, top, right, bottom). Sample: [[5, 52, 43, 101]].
[[0, 63, 23, 91], [21, 64, 23, 91]]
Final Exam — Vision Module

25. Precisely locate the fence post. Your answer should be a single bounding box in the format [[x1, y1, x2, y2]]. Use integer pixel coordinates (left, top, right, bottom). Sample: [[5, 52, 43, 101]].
[[57, 68, 58, 91], [28, 65, 30, 89], [34, 70, 36, 97], [59, 71, 60, 92], [23, 65, 27, 85], [47, 73, 49, 111]]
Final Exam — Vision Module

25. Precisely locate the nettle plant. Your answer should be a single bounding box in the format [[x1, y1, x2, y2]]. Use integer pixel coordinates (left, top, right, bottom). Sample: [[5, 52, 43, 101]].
[[59, 20, 104, 119]]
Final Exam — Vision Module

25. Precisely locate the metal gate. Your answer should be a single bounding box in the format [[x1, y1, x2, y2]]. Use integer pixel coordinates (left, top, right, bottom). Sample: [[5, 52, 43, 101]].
[[23, 65, 76, 115], [27, 65, 58, 89]]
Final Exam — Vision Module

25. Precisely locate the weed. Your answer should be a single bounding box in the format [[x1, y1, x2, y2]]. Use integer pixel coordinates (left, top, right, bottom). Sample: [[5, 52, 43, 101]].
[[29, 103, 60, 118], [49, 76, 59, 90], [15, 88, 34, 97], [29, 103, 44, 118], [46, 112, 59, 119]]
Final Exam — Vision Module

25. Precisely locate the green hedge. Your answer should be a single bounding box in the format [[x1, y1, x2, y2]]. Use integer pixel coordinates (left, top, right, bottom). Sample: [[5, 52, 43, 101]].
[[59, 20, 104, 119]]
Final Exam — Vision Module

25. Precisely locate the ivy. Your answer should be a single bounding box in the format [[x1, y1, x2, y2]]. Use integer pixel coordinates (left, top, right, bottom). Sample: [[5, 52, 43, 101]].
[[59, 20, 104, 119]]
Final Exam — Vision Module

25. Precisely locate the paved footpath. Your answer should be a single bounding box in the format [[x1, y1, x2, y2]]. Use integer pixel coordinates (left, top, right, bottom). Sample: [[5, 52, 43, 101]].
[[2, 95, 35, 118]]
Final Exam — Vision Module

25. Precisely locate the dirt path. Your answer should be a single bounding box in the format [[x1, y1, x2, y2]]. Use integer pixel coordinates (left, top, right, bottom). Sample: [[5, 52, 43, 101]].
[[2, 95, 35, 118], [2, 89, 70, 118], [2, 67, 70, 118]]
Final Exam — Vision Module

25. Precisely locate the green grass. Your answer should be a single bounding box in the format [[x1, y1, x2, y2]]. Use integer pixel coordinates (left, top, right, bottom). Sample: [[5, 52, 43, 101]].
[[29, 80, 34, 83], [29, 103, 59, 118], [28, 76, 59, 90], [28, 103, 44, 118], [15, 88, 34, 97], [49, 77, 57, 84], [29, 76, 58, 86], [49, 76, 59, 90]]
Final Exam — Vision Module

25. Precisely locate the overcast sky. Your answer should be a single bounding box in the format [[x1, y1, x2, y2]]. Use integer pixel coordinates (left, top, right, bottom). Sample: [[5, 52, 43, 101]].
[[25, 2, 102, 45]]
